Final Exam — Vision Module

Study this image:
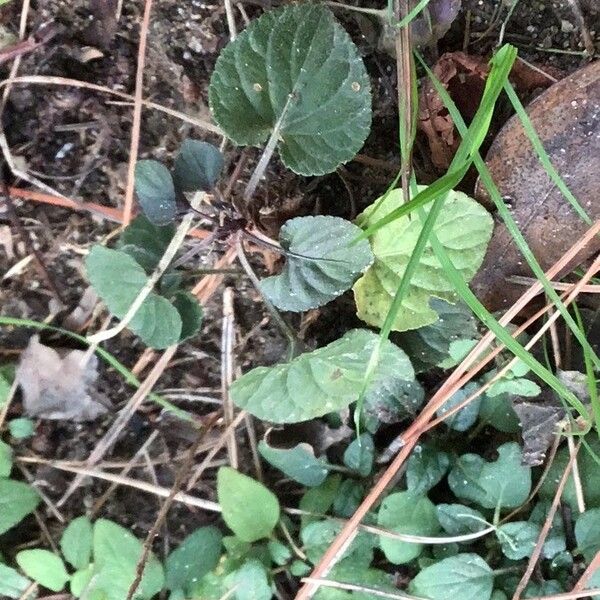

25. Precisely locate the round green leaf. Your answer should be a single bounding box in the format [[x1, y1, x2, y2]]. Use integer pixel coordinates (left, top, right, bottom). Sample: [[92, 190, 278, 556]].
[[165, 526, 223, 592], [409, 553, 494, 600], [497, 521, 540, 560], [61, 516, 93, 570], [172, 291, 203, 342], [173, 139, 223, 192], [436, 382, 482, 432], [86, 246, 182, 348], [225, 560, 272, 600], [92, 519, 164, 600], [230, 329, 418, 423], [0, 564, 32, 599], [260, 216, 373, 312], [258, 440, 328, 487], [16, 550, 69, 592], [448, 442, 531, 509], [0, 440, 12, 477], [0, 479, 39, 535], [353, 187, 493, 332], [134, 160, 177, 226], [343, 433, 374, 477], [575, 508, 600, 562], [8, 418, 34, 439], [217, 467, 280, 542], [209, 4, 372, 176], [406, 445, 451, 495], [377, 491, 440, 564]]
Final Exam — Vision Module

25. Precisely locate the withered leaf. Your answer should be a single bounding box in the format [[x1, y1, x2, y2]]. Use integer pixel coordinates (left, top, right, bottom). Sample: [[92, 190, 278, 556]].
[[472, 60, 600, 312], [16, 336, 109, 421], [513, 401, 564, 467]]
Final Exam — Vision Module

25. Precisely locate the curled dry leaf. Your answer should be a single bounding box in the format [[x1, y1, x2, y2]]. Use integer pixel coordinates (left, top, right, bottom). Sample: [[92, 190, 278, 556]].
[[418, 52, 489, 170], [418, 53, 558, 170], [15, 336, 109, 421], [513, 400, 564, 467], [472, 60, 600, 312]]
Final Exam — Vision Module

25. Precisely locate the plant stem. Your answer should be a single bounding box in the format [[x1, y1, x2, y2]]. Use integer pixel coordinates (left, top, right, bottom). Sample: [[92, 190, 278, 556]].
[[235, 233, 301, 360], [244, 93, 295, 202]]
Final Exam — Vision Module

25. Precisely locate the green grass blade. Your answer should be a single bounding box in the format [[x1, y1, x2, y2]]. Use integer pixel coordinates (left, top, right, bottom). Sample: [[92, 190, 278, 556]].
[[0, 316, 193, 422], [415, 52, 600, 372], [354, 45, 517, 427], [573, 303, 600, 434], [359, 45, 517, 240], [426, 232, 589, 422], [502, 81, 591, 224]]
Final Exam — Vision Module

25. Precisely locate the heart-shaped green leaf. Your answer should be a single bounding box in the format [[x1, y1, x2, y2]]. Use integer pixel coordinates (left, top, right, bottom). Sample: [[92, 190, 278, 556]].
[[172, 291, 203, 342], [258, 440, 329, 487], [118, 216, 175, 273], [343, 433, 374, 477], [134, 160, 177, 226], [173, 139, 224, 192], [377, 491, 440, 564], [165, 527, 223, 592], [448, 442, 531, 509], [0, 479, 39, 535], [230, 329, 417, 423], [260, 216, 373, 311], [437, 504, 488, 535], [409, 554, 494, 600], [16, 550, 69, 592], [86, 246, 182, 348], [92, 519, 164, 600], [60, 516, 93, 570], [398, 298, 479, 373], [353, 187, 493, 331], [496, 521, 540, 560], [217, 467, 280, 542], [0, 564, 31, 599], [209, 4, 372, 176], [406, 445, 451, 495]]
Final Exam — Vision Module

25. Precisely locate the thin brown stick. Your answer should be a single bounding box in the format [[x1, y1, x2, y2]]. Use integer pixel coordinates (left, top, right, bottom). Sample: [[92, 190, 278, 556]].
[[572, 550, 600, 593], [123, 0, 153, 226], [525, 589, 600, 600], [1, 179, 65, 303], [125, 415, 218, 600], [301, 578, 423, 600], [512, 439, 582, 599], [90, 430, 160, 517], [0, 75, 221, 134], [57, 345, 178, 507], [0, 379, 18, 430], [221, 287, 238, 468], [37, 460, 221, 512], [186, 410, 246, 490]]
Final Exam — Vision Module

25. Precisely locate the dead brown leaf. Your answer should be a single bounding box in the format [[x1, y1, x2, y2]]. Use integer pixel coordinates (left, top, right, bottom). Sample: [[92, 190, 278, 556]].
[[418, 52, 489, 169], [16, 336, 109, 421], [513, 400, 564, 466], [471, 60, 600, 312]]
